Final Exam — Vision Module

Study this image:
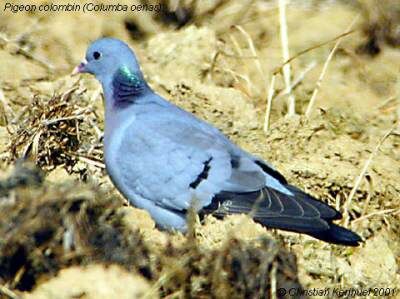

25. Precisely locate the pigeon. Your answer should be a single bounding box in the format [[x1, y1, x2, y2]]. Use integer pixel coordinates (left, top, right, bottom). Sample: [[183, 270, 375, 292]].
[[74, 37, 362, 246]]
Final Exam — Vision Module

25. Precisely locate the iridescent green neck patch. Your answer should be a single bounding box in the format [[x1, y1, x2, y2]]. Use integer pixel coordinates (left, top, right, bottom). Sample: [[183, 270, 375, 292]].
[[112, 66, 147, 106]]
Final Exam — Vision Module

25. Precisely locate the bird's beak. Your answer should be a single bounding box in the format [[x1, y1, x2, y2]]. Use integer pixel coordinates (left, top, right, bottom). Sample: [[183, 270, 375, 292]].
[[72, 58, 88, 75]]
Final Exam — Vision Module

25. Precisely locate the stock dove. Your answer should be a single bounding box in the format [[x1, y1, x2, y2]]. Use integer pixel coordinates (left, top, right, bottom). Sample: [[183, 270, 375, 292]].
[[74, 38, 362, 246]]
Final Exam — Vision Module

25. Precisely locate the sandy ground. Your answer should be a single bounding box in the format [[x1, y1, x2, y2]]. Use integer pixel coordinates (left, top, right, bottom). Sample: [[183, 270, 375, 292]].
[[0, 0, 400, 298]]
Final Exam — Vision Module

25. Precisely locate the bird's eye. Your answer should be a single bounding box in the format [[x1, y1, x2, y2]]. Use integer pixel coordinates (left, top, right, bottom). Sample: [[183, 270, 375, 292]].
[[93, 51, 101, 60]]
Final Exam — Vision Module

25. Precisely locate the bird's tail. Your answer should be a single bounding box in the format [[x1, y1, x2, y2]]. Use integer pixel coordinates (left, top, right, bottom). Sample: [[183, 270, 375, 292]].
[[205, 184, 362, 246], [254, 217, 362, 246], [306, 223, 362, 246]]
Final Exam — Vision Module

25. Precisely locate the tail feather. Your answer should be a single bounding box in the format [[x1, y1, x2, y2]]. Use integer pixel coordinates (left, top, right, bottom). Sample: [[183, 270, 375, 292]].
[[286, 185, 342, 220], [307, 223, 362, 246], [203, 185, 362, 246]]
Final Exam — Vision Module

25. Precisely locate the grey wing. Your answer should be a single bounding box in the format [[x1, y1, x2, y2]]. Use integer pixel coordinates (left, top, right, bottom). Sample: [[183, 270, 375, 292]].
[[116, 110, 269, 212], [173, 116, 360, 245], [156, 113, 343, 234]]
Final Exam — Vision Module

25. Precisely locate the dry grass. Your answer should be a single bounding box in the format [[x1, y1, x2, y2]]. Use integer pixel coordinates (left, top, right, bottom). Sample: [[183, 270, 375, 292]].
[[278, 0, 296, 116], [343, 125, 396, 227], [305, 15, 360, 117], [5, 80, 104, 176], [263, 74, 276, 133]]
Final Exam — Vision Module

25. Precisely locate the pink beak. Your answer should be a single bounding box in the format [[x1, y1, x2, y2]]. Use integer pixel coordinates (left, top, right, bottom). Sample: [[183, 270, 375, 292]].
[[72, 58, 88, 75]]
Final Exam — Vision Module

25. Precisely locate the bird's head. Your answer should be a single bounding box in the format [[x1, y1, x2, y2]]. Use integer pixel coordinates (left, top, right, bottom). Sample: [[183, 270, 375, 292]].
[[73, 38, 141, 84]]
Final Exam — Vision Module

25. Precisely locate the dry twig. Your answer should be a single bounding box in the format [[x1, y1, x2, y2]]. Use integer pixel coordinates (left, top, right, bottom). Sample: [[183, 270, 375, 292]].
[[278, 0, 296, 116], [343, 126, 395, 227], [0, 34, 54, 71], [0, 285, 20, 299], [305, 15, 359, 117], [264, 74, 276, 133], [275, 29, 356, 72], [273, 61, 317, 101], [232, 25, 267, 96], [353, 208, 400, 224], [0, 89, 14, 125]]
